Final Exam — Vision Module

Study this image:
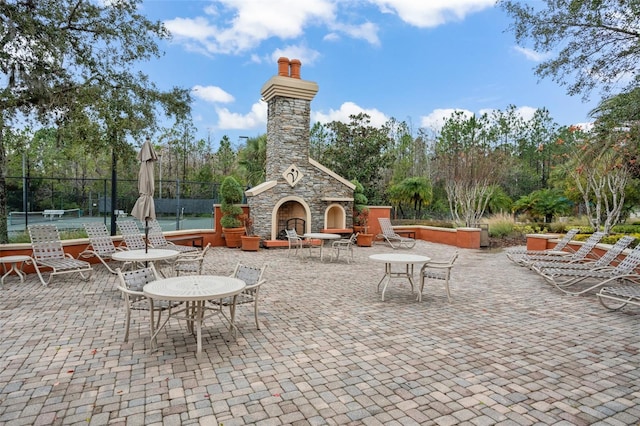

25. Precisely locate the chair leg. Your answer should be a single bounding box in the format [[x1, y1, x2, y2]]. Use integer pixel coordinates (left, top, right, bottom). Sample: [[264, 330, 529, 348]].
[[124, 306, 131, 342], [254, 299, 260, 330], [444, 277, 452, 303]]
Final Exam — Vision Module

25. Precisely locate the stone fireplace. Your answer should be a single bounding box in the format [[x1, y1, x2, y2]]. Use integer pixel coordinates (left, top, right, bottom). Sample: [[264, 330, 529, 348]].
[[246, 58, 355, 240]]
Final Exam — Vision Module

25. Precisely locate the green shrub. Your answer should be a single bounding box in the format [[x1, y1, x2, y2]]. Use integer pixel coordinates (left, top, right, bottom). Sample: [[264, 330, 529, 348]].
[[219, 176, 244, 228]]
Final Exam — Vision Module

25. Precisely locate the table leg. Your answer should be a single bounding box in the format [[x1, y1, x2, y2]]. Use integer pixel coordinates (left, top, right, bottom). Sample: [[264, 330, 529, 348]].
[[1, 262, 26, 286], [227, 294, 239, 339], [148, 298, 157, 350], [195, 301, 204, 357]]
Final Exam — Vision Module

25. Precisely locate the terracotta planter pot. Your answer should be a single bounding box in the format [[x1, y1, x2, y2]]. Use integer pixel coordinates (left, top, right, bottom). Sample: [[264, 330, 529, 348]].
[[356, 233, 374, 247], [241, 235, 261, 251], [222, 227, 245, 248]]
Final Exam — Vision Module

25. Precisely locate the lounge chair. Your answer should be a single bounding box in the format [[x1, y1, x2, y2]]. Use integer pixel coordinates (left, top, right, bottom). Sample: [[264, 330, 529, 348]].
[[377, 218, 416, 249], [79, 223, 125, 274], [597, 284, 640, 311], [28, 224, 93, 286], [537, 244, 640, 296], [533, 236, 635, 275], [147, 219, 200, 254], [527, 232, 605, 271], [506, 229, 579, 266], [117, 220, 147, 251]]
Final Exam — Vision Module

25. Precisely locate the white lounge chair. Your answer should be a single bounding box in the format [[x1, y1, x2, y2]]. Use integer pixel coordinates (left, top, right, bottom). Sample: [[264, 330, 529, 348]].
[[528, 232, 605, 271], [79, 222, 125, 274], [28, 224, 93, 286], [537, 244, 640, 296], [533, 236, 635, 275], [147, 219, 200, 254], [505, 228, 579, 266], [377, 218, 416, 249]]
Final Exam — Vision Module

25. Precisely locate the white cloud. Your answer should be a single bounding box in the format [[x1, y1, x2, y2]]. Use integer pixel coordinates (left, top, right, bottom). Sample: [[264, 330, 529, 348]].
[[329, 21, 380, 45], [368, 0, 495, 28], [270, 44, 321, 66], [478, 106, 538, 122], [312, 101, 389, 127], [513, 46, 549, 62], [215, 100, 268, 130], [166, 0, 336, 55], [163, 0, 494, 56], [420, 108, 473, 132], [192, 85, 235, 103]]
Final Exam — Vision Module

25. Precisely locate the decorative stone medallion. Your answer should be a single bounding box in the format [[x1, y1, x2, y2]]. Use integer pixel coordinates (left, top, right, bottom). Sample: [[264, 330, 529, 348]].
[[283, 164, 303, 187]]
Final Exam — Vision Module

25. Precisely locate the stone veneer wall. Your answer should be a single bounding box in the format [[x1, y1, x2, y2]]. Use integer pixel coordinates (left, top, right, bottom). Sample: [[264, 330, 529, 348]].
[[265, 96, 310, 181], [248, 175, 353, 239]]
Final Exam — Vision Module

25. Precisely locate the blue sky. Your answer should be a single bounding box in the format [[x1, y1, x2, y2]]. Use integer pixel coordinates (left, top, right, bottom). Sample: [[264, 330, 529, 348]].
[[139, 0, 600, 149]]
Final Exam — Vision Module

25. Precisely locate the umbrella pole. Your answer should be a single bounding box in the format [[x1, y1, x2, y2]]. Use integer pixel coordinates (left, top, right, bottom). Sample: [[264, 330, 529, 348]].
[[144, 219, 149, 268]]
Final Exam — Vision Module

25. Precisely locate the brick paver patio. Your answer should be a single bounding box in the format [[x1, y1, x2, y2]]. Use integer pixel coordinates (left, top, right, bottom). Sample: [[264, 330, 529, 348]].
[[0, 240, 638, 425]]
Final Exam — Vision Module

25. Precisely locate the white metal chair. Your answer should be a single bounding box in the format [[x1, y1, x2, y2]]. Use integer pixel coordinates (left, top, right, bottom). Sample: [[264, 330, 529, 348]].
[[28, 224, 93, 286], [285, 229, 314, 257], [79, 222, 125, 274], [209, 263, 268, 330], [377, 218, 416, 249], [331, 233, 358, 263], [418, 250, 458, 302], [174, 243, 211, 276], [116, 265, 180, 342]]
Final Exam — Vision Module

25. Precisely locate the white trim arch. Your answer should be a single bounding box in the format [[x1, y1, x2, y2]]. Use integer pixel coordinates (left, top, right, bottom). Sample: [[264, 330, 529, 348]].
[[324, 203, 346, 229], [271, 196, 312, 240]]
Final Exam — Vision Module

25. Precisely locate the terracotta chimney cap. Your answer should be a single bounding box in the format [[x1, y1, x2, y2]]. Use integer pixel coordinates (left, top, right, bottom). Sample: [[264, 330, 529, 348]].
[[277, 57, 290, 76], [290, 58, 301, 79]]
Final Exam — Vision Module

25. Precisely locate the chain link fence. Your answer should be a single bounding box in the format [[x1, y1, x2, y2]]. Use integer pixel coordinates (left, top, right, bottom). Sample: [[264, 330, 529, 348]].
[[6, 176, 228, 236]]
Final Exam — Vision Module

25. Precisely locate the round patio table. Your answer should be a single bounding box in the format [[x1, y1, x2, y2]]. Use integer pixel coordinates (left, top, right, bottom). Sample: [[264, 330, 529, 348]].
[[369, 253, 430, 301], [303, 233, 341, 261]]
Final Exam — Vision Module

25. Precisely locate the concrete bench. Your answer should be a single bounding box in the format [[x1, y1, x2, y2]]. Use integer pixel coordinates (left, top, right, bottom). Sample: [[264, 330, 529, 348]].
[[43, 210, 65, 220]]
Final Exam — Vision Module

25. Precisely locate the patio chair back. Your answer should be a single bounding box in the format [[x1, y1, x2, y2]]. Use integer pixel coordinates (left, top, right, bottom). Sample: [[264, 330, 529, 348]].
[[566, 231, 606, 261], [611, 244, 640, 275], [29, 224, 67, 262], [591, 236, 636, 268], [146, 219, 200, 254], [83, 223, 117, 255], [80, 223, 121, 274], [117, 220, 147, 251], [549, 228, 580, 251], [377, 218, 416, 249]]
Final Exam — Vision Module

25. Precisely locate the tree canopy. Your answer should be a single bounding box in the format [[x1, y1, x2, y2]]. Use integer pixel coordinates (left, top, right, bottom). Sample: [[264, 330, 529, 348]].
[[0, 0, 191, 242], [499, 0, 640, 99]]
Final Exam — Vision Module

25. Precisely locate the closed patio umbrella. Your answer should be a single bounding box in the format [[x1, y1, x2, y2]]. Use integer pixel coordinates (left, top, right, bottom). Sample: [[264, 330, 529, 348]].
[[130, 138, 158, 253]]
